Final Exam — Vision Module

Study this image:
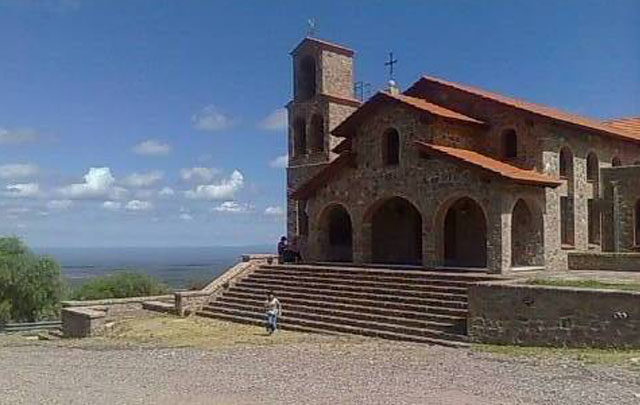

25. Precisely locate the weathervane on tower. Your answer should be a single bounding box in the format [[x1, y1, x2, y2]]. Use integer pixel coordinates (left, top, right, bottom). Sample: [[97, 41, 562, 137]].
[[307, 18, 317, 37]]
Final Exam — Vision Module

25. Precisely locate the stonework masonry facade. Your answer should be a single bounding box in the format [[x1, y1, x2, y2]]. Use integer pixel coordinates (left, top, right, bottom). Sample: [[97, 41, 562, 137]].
[[286, 37, 640, 274]]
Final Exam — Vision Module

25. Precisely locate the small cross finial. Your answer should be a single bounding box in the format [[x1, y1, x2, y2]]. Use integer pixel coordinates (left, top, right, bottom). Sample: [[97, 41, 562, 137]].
[[384, 51, 398, 81], [307, 18, 316, 37]]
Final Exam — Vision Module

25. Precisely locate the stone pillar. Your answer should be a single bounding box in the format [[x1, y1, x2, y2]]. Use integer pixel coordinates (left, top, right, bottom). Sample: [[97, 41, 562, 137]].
[[485, 196, 507, 274]]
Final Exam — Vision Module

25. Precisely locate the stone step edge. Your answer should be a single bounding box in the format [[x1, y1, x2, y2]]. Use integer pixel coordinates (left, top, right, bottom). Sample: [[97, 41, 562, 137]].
[[260, 264, 504, 280], [218, 293, 468, 317], [199, 307, 467, 342], [246, 274, 470, 292], [207, 298, 467, 323], [233, 283, 468, 302], [225, 290, 468, 310], [207, 301, 463, 330], [198, 311, 469, 348]]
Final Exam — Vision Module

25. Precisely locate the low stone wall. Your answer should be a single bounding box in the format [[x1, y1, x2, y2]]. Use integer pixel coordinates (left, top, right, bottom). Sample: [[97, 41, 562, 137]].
[[174, 254, 278, 316], [62, 295, 174, 318], [568, 252, 640, 272], [468, 280, 640, 348], [61, 307, 107, 338]]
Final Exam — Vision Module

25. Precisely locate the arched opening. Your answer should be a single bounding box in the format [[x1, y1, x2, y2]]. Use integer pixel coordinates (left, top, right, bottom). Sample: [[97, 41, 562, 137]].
[[511, 199, 544, 267], [501, 129, 518, 159], [370, 197, 422, 264], [293, 118, 307, 157], [635, 200, 640, 247], [309, 114, 324, 153], [444, 197, 487, 268], [586, 152, 599, 183], [382, 128, 400, 166], [559, 147, 573, 179], [298, 56, 316, 101], [612, 156, 622, 167], [318, 204, 352, 262]]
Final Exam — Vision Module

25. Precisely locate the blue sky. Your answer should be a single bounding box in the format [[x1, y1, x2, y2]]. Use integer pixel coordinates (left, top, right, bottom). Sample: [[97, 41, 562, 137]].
[[0, 0, 638, 247]]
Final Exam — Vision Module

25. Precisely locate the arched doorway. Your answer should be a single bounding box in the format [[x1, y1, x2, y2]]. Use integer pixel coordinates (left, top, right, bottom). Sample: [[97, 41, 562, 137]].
[[318, 204, 353, 262], [511, 199, 544, 267], [370, 197, 422, 265], [443, 197, 487, 267]]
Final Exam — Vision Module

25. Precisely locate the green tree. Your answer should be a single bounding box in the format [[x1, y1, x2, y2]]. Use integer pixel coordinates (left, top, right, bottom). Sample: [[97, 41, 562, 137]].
[[70, 272, 169, 301], [0, 237, 63, 323]]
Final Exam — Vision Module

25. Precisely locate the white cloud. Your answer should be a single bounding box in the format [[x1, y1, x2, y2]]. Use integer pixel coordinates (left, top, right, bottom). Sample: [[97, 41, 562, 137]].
[[185, 170, 244, 200], [259, 108, 287, 131], [132, 139, 171, 156], [59, 167, 127, 200], [0, 164, 39, 180], [269, 154, 288, 169], [6, 207, 30, 216], [179, 213, 193, 221], [102, 201, 121, 211], [212, 201, 253, 214], [121, 170, 164, 188], [191, 105, 235, 131], [180, 167, 220, 182], [125, 200, 153, 211], [5, 183, 41, 198], [264, 206, 285, 216], [46, 199, 73, 211], [0, 128, 39, 145], [159, 187, 175, 196]]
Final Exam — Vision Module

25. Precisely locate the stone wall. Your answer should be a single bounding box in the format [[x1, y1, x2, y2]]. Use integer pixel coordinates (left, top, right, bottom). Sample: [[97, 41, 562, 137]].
[[61, 307, 107, 338], [468, 280, 640, 348], [601, 166, 640, 252], [568, 252, 640, 271]]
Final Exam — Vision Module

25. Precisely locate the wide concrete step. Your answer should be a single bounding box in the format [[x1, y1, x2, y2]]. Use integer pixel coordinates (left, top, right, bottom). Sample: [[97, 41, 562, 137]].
[[246, 273, 470, 293], [234, 280, 468, 303], [226, 288, 467, 310], [253, 268, 491, 287], [197, 308, 468, 348], [205, 301, 464, 333], [259, 264, 500, 282], [220, 293, 467, 318]]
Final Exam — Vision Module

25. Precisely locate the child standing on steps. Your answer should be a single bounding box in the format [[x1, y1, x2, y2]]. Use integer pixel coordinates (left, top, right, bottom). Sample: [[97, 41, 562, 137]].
[[264, 290, 282, 335]]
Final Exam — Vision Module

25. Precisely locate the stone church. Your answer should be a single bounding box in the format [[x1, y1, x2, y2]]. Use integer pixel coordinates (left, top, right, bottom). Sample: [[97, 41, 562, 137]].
[[286, 37, 640, 274]]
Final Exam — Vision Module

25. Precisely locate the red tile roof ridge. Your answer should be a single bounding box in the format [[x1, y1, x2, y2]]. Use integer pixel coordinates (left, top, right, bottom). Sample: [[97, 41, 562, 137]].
[[413, 75, 640, 143], [414, 141, 561, 187], [385, 92, 485, 124]]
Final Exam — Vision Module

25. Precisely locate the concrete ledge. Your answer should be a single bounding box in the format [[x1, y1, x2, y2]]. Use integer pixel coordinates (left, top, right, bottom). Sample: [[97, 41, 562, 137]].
[[568, 252, 640, 272], [61, 307, 107, 338], [468, 279, 640, 348]]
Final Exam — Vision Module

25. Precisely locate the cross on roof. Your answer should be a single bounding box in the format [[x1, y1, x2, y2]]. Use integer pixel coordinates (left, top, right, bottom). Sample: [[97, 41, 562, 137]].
[[307, 18, 316, 37], [384, 52, 398, 81]]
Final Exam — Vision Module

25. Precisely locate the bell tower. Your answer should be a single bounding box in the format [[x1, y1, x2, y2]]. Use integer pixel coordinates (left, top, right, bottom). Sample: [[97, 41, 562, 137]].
[[286, 37, 360, 242]]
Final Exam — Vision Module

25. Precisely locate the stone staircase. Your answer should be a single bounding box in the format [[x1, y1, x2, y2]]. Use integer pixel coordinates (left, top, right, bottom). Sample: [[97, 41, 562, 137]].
[[197, 263, 502, 347]]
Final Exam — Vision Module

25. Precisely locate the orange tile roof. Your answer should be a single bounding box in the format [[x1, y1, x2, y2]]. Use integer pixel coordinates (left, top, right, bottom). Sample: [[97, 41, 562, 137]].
[[290, 152, 356, 200], [604, 117, 640, 137], [332, 91, 485, 138], [407, 75, 640, 144], [414, 141, 561, 187]]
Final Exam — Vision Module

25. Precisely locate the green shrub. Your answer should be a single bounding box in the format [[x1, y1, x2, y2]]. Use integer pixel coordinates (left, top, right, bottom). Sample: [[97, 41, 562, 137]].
[[0, 237, 63, 323], [70, 272, 170, 301]]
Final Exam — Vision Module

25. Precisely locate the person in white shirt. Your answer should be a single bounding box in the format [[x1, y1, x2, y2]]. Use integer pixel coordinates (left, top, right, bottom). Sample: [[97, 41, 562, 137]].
[[264, 291, 282, 335]]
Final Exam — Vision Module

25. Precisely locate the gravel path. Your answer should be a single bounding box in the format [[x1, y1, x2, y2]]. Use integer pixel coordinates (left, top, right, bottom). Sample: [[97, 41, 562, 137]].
[[1, 339, 639, 405]]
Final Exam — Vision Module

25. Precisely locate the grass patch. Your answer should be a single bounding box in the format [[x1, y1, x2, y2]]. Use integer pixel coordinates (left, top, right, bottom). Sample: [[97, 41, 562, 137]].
[[99, 314, 363, 350], [527, 278, 640, 292], [474, 344, 640, 368]]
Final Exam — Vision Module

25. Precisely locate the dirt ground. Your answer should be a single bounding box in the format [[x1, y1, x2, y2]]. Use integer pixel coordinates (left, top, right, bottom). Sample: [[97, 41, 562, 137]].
[[1, 314, 639, 405]]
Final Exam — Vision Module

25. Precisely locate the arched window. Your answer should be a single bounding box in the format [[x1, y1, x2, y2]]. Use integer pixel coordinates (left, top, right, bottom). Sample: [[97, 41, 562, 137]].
[[586, 152, 599, 182], [382, 128, 400, 166], [559, 147, 573, 178], [612, 156, 622, 167], [294, 118, 307, 157], [309, 114, 324, 153], [501, 129, 518, 159], [298, 56, 316, 101], [635, 199, 640, 247]]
